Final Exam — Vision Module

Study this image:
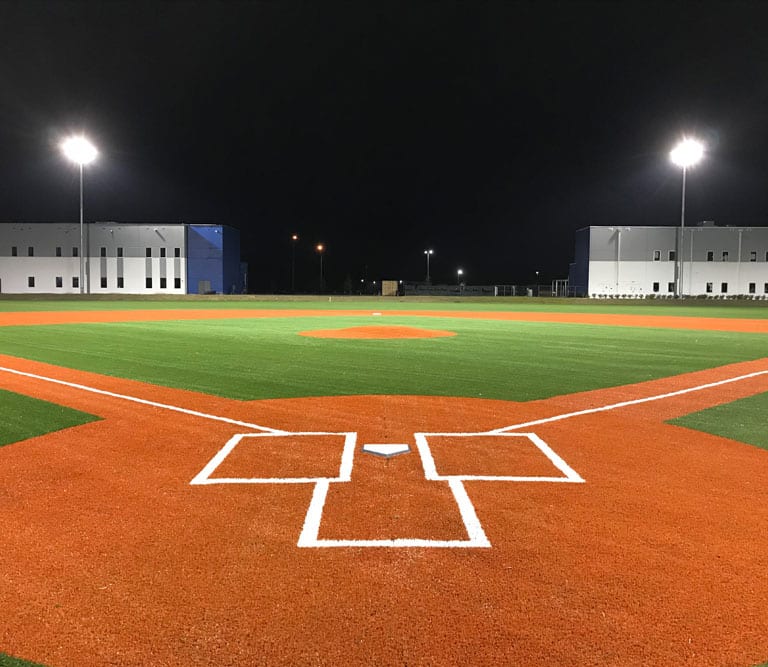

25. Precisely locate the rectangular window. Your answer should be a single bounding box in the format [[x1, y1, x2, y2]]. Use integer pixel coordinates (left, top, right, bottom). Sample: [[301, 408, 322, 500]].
[[56, 246, 62, 257], [146, 277, 152, 288], [174, 277, 181, 289], [72, 276, 79, 288], [668, 250, 676, 261], [100, 247, 107, 257], [27, 246, 34, 257], [100, 277, 107, 288], [705, 282, 713, 293], [652, 282, 659, 292], [653, 250, 660, 261], [160, 248, 166, 258], [160, 277, 167, 288], [750, 251, 757, 262], [748, 282, 756, 294], [117, 277, 124, 289], [667, 282, 675, 293], [174, 247, 180, 258], [722, 251, 729, 261], [117, 247, 123, 258], [706, 250, 713, 261], [72, 247, 79, 257], [55, 276, 63, 288], [27, 276, 35, 287], [146, 247, 152, 257], [11, 246, 17, 256], [765, 283, 768, 294], [721, 282, 728, 293]]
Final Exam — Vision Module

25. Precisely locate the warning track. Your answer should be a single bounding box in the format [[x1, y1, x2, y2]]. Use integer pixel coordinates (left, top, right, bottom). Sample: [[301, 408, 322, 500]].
[[0, 308, 767, 666]]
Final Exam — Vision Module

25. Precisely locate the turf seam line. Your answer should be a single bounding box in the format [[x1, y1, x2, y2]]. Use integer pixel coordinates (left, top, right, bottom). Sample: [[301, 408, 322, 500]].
[[489, 369, 768, 433], [0, 365, 286, 434]]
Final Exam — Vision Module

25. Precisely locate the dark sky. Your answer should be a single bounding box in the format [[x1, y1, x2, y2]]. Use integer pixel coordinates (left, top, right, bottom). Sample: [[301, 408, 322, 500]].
[[1, 1, 768, 291]]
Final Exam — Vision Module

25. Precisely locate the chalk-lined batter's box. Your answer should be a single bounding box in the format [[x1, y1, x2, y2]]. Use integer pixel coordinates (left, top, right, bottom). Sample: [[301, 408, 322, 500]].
[[191, 432, 356, 485], [414, 432, 584, 483]]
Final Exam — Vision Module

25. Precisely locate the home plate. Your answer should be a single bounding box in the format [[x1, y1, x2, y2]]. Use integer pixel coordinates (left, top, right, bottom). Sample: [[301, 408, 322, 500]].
[[362, 443, 410, 458]]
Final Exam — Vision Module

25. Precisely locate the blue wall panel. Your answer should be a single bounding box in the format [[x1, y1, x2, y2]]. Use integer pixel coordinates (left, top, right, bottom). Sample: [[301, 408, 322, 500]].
[[187, 224, 242, 294]]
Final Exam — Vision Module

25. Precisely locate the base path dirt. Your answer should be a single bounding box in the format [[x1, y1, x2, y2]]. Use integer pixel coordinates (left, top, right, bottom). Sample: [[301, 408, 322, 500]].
[[0, 308, 767, 666]]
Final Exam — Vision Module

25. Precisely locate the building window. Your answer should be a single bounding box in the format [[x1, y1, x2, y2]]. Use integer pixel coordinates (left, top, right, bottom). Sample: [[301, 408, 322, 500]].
[[668, 250, 676, 261], [652, 282, 659, 292], [160, 248, 166, 258], [721, 282, 728, 293], [72, 247, 79, 257], [653, 250, 660, 261], [55, 276, 63, 288], [765, 283, 768, 294], [56, 246, 62, 257], [146, 278, 152, 288], [667, 282, 675, 293], [750, 251, 757, 262], [706, 282, 713, 293], [174, 247, 180, 258], [722, 251, 729, 261], [174, 278, 181, 289], [27, 246, 34, 257], [11, 246, 17, 256], [100, 247, 107, 257], [72, 276, 79, 288], [117, 277, 124, 289], [100, 277, 107, 288], [146, 247, 152, 257], [160, 277, 167, 288], [706, 250, 713, 261], [27, 276, 35, 287], [117, 247, 123, 258], [748, 282, 756, 294]]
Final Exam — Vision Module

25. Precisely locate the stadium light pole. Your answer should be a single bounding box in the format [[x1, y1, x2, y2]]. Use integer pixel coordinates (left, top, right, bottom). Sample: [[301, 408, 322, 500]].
[[316, 243, 325, 293], [61, 135, 98, 294], [290, 234, 299, 292], [457, 268, 463, 285], [670, 138, 704, 298], [424, 248, 434, 283]]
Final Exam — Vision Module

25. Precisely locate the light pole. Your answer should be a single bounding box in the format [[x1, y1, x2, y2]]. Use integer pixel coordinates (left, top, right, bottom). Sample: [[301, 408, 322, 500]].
[[670, 138, 704, 298], [424, 249, 434, 283], [457, 268, 463, 285], [61, 135, 98, 294], [290, 234, 299, 292], [316, 243, 325, 292]]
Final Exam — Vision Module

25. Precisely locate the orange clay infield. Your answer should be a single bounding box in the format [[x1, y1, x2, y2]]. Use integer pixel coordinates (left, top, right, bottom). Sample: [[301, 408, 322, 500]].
[[1, 309, 768, 666]]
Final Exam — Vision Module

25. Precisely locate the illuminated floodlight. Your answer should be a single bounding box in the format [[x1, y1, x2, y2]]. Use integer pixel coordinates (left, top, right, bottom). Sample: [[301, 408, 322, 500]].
[[669, 138, 704, 169], [61, 136, 98, 165]]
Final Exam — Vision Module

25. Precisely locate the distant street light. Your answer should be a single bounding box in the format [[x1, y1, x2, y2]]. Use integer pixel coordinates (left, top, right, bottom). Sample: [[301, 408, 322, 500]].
[[670, 137, 705, 297], [457, 268, 464, 285], [290, 234, 299, 292], [424, 249, 434, 283], [316, 243, 325, 292], [61, 135, 98, 294]]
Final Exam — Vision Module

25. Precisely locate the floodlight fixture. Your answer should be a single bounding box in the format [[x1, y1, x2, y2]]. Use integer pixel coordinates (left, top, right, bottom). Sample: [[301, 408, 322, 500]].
[[424, 248, 434, 283]]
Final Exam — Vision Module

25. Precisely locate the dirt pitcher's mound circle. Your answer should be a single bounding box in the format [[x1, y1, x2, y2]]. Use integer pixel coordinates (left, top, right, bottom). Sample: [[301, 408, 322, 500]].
[[299, 325, 456, 339]]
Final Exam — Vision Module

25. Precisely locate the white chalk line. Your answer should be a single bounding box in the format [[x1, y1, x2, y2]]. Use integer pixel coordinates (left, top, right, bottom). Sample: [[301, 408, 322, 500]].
[[0, 365, 285, 434], [488, 369, 768, 434]]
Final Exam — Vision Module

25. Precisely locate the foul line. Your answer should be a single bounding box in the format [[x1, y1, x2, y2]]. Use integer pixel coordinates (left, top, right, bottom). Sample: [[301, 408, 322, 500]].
[[490, 369, 768, 434], [0, 365, 285, 434]]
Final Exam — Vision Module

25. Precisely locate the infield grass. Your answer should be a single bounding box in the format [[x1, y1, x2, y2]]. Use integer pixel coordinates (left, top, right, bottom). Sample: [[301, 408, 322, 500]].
[[0, 316, 765, 402], [0, 653, 45, 667], [0, 389, 99, 447]]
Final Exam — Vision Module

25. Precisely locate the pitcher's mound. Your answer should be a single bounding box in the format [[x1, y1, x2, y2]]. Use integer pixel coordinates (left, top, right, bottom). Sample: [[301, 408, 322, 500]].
[[299, 325, 456, 339]]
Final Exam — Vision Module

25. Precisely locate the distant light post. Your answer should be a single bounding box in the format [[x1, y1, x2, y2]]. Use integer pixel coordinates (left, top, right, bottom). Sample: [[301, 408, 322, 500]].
[[670, 138, 705, 297], [60, 135, 98, 294], [290, 234, 299, 292], [457, 268, 463, 285], [424, 249, 434, 283], [316, 243, 325, 292]]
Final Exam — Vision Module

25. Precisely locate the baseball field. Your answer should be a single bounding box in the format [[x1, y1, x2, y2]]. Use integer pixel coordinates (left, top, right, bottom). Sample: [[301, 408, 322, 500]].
[[1, 297, 767, 666]]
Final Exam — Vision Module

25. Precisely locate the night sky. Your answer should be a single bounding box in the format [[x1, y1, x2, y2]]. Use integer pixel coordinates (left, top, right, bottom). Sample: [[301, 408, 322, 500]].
[[1, 1, 768, 292]]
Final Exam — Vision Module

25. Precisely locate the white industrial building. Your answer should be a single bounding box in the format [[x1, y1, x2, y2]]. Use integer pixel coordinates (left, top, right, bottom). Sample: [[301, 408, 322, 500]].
[[0, 222, 244, 295], [569, 223, 768, 298]]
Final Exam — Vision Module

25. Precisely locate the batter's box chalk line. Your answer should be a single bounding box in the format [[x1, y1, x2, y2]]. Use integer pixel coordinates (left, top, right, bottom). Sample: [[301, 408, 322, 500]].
[[191, 430, 584, 549]]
